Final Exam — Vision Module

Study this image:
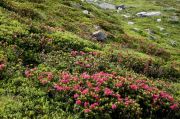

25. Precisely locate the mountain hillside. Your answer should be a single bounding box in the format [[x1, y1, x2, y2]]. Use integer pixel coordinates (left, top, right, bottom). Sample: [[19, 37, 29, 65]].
[[0, 0, 180, 118]]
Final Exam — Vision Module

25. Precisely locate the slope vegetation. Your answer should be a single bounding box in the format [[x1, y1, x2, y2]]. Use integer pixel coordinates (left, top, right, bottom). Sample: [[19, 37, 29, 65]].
[[0, 0, 179, 118]]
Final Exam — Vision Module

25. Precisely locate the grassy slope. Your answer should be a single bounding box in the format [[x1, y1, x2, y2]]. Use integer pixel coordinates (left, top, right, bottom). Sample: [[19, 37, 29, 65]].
[[0, 0, 180, 118]]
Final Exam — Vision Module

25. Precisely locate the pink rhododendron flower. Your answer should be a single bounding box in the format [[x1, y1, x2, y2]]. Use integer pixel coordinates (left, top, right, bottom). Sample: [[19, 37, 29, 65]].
[[81, 72, 90, 79], [38, 75, 43, 80], [71, 51, 78, 56], [38, 72, 53, 84], [73, 93, 79, 98], [96, 79, 104, 85], [94, 87, 100, 92], [60, 79, 70, 84], [104, 88, 113, 96], [115, 94, 121, 98], [81, 89, 89, 95], [118, 97, 123, 102], [73, 84, 80, 91], [130, 84, 138, 90], [92, 51, 98, 56], [61, 72, 70, 80], [75, 61, 80, 65], [125, 98, 134, 106], [0, 64, 5, 71], [40, 80, 48, 85], [86, 81, 93, 88], [141, 84, 149, 90], [47, 72, 53, 80], [94, 95, 99, 100], [54, 84, 64, 91], [76, 100, 82, 105], [84, 109, 91, 113], [72, 76, 78, 81], [167, 96, 174, 101], [85, 64, 91, 68], [152, 94, 159, 101], [64, 86, 70, 91], [25, 70, 32, 78], [91, 93, 99, 100], [115, 82, 123, 87], [170, 104, 178, 110], [84, 102, 89, 107], [91, 72, 113, 83], [160, 92, 174, 101], [136, 80, 147, 83], [90, 103, 98, 109], [80, 51, 85, 55], [112, 104, 117, 109]]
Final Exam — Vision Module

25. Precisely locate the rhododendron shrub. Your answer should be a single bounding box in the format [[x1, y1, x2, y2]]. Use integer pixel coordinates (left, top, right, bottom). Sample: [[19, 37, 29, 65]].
[[27, 68, 179, 118], [42, 50, 112, 74], [70, 51, 111, 73], [43, 50, 179, 81]]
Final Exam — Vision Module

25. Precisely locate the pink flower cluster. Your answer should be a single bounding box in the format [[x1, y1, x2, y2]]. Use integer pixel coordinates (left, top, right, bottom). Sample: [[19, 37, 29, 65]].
[[71, 51, 98, 57], [27, 69, 179, 115], [104, 88, 113, 96], [130, 84, 138, 90], [159, 92, 174, 101], [71, 51, 102, 71], [81, 72, 90, 79], [75, 61, 92, 68], [170, 104, 178, 110], [111, 104, 117, 109], [38, 72, 53, 84], [25, 68, 37, 78], [0, 63, 5, 71]]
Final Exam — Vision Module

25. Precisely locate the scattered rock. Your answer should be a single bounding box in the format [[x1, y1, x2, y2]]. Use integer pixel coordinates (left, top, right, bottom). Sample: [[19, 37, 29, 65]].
[[157, 26, 165, 31], [128, 21, 134, 25], [132, 28, 140, 32], [116, 5, 126, 10], [83, 10, 89, 15], [149, 35, 157, 40], [122, 14, 131, 18], [71, 2, 82, 8], [86, 1, 116, 10], [157, 19, 161, 22], [98, 2, 116, 10], [92, 30, 107, 41], [116, 5, 127, 13], [145, 29, 155, 35], [136, 11, 161, 17], [117, 9, 122, 13], [169, 40, 177, 47], [169, 16, 179, 23], [86, 0, 96, 3]]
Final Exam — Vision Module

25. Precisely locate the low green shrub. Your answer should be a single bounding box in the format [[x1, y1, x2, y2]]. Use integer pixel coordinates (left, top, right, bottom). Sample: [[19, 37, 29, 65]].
[[48, 31, 101, 51], [0, 0, 44, 20]]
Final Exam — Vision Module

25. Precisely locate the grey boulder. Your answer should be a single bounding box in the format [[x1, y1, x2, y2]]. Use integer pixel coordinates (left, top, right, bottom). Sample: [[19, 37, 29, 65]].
[[98, 3, 116, 10], [92, 31, 107, 41], [116, 5, 126, 10], [136, 12, 161, 17], [83, 10, 89, 15]]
